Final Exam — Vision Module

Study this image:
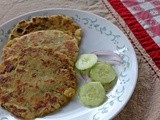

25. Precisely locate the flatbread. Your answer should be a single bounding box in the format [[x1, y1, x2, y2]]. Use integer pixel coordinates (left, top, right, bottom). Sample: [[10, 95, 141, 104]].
[[0, 47, 77, 119], [8, 14, 82, 44], [2, 30, 79, 65]]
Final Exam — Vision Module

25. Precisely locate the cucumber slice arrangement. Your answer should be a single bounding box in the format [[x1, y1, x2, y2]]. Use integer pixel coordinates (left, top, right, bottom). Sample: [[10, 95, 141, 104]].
[[75, 53, 119, 107], [75, 54, 97, 70], [90, 62, 116, 84], [78, 82, 106, 107]]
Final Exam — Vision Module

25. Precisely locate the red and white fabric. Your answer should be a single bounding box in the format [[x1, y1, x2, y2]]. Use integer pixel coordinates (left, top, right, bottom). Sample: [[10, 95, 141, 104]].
[[102, 0, 160, 69], [122, 0, 160, 46]]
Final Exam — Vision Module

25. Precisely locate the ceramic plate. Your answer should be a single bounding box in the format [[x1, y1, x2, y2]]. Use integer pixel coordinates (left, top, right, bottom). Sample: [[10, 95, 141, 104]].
[[0, 8, 138, 120]]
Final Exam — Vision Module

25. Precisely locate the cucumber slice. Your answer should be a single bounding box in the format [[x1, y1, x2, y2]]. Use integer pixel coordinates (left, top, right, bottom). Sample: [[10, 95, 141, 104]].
[[80, 69, 90, 75], [90, 62, 116, 83], [75, 54, 98, 70], [103, 77, 117, 92], [79, 82, 106, 107]]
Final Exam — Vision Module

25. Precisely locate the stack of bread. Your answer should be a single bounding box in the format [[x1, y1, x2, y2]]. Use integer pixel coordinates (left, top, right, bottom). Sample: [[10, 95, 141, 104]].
[[0, 15, 82, 119]]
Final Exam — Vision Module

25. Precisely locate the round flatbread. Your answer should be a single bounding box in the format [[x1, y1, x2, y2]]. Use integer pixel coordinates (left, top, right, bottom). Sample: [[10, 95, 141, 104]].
[[2, 30, 79, 65], [0, 47, 77, 119], [8, 14, 82, 44]]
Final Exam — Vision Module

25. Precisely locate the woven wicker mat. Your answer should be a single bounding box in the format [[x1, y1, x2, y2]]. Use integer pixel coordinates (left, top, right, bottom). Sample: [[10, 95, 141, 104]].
[[0, 0, 160, 120]]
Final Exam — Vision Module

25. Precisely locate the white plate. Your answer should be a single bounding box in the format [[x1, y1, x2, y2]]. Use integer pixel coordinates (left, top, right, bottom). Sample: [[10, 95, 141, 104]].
[[0, 8, 138, 120]]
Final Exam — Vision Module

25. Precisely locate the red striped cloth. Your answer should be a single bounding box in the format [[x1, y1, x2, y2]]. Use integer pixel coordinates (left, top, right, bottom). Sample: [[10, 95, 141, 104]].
[[103, 0, 160, 69]]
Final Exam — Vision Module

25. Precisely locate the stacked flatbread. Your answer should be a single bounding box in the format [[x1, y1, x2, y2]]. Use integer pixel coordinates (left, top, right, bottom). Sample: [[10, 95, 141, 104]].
[[0, 15, 82, 119]]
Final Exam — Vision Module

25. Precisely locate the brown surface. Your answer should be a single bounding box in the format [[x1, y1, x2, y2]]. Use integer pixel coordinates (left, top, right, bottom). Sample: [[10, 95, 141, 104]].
[[0, 0, 160, 120]]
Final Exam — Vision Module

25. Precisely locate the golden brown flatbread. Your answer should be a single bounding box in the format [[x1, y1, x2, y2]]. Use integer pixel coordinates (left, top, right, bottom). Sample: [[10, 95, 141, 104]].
[[0, 47, 77, 119], [2, 30, 79, 65], [8, 14, 82, 44]]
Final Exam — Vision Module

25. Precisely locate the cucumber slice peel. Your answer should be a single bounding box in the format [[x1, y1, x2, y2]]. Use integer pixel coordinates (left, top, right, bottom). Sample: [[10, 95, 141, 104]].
[[75, 54, 98, 70], [90, 62, 116, 83], [78, 82, 106, 107]]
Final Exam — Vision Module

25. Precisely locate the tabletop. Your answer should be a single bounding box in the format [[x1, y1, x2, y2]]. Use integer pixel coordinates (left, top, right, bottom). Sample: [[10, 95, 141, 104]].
[[0, 0, 160, 120]]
